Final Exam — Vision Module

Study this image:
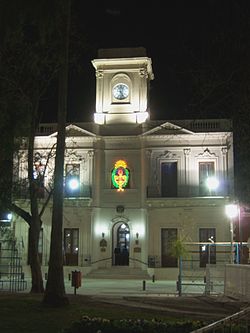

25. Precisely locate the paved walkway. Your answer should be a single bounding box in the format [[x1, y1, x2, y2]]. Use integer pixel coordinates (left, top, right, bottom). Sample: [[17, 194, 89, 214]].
[[65, 278, 179, 296], [64, 278, 225, 296], [12, 277, 247, 321], [62, 278, 245, 321], [22, 277, 223, 296]]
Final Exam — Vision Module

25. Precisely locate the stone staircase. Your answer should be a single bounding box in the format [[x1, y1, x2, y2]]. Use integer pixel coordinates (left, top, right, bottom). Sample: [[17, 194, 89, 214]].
[[86, 266, 151, 280]]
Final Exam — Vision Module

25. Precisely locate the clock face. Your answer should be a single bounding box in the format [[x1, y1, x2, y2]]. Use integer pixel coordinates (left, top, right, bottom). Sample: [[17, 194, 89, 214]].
[[113, 83, 129, 100]]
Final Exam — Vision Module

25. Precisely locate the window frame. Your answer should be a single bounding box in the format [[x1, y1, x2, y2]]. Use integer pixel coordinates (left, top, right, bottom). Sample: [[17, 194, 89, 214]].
[[64, 228, 79, 266], [160, 161, 178, 197], [64, 163, 81, 197], [199, 161, 215, 196]]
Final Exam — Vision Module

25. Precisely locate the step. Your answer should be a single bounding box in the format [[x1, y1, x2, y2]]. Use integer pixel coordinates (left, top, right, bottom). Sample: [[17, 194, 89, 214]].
[[86, 267, 150, 280]]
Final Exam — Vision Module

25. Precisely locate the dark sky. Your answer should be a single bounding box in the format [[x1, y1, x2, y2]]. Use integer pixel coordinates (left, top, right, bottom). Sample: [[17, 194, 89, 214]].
[[42, 1, 249, 123]]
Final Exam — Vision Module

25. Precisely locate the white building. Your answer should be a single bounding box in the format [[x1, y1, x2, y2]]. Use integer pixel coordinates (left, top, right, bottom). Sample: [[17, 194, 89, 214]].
[[13, 47, 234, 281]]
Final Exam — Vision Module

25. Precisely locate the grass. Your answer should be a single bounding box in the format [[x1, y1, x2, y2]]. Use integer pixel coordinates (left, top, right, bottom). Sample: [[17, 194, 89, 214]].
[[0, 293, 188, 333]]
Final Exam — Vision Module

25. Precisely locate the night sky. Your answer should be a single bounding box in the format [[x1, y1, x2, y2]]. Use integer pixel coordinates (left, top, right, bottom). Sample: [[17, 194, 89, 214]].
[[41, 1, 250, 123]]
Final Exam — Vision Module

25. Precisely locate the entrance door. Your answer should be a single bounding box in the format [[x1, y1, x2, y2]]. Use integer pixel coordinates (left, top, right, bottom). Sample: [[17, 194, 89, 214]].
[[113, 223, 130, 266]]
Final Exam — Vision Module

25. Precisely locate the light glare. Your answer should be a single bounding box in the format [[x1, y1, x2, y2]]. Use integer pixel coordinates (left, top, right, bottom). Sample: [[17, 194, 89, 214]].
[[225, 204, 238, 218], [206, 177, 219, 191], [68, 178, 79, 190]]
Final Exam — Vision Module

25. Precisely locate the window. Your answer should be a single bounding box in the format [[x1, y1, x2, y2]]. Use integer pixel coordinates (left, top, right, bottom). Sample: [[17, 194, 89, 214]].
[[199, 162, 215, 196], [161, 228, 178, 267], [64, 228, 79, 266], [33, 153, 46, 198], [161, 162, 177, 197], [199, 228, 216, 267], [65, 164, 80, 197]]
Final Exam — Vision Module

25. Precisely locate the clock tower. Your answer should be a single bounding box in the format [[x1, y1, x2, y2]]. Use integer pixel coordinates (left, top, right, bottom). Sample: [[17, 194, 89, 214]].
[[92, 47, 154, 125]]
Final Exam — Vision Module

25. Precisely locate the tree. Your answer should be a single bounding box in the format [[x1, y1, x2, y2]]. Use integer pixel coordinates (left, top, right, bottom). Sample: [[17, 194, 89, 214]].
[[1, 0, 86, 295], [0, 0, 62, 293], [170, 239, 190, 261], [43, 0, 71, 307]]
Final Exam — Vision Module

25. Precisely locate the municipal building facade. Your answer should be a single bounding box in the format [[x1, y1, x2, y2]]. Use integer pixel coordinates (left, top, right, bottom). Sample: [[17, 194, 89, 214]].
[[13, 47, 235, 280]]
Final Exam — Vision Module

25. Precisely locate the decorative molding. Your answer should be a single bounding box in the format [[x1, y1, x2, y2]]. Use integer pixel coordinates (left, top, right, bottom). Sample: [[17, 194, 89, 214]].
[[116, 205, 124, 213], [221, 147, 228, 155], [184, 148, 191, 156], [197, 148, 216, 158], [96, 70, 104, 78], [88, 150, 94, 158], [139, 67, 148, 78], [159, 150, 177, 159], [65, 149, 84, 162], [111, 216, 129, 224]]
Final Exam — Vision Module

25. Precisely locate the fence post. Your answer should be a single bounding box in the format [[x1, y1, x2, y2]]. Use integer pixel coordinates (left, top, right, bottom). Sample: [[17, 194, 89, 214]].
[[178, 256, 182, 296]]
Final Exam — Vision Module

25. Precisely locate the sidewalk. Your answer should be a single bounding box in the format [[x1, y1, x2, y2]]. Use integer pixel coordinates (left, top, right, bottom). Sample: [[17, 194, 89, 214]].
[[18, 277, 244, 321], [64, 278, 178, 296], [22, 277, 223, 296]]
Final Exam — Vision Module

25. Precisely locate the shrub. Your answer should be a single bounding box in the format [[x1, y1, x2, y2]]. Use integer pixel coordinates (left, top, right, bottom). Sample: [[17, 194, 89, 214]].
[[62, 315, 203, 333]]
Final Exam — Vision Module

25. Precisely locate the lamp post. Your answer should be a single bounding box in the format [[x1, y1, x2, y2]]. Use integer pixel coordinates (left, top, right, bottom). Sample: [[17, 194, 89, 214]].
[[208, 236, 214, 264], [225, 204, 239, 264]]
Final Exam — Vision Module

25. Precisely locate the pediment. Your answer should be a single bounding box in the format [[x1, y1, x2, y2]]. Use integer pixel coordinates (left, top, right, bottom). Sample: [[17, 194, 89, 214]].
[[49, 124, 96, 138], [141, 121, 194, 136]]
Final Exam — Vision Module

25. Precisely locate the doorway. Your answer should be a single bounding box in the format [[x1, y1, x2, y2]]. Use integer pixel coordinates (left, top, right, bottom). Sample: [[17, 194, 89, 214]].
[[113, 223, 130, 266]]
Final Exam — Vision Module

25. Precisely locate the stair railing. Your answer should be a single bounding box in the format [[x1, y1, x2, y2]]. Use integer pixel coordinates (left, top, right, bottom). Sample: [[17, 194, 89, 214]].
[[129, 257, 149, 266], [90, 257, 112, 265]]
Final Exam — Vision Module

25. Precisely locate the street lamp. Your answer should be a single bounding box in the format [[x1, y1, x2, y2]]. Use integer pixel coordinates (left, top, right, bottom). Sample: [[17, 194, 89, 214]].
[[225, 204, 239, 264], [208, 236, 214, 264]]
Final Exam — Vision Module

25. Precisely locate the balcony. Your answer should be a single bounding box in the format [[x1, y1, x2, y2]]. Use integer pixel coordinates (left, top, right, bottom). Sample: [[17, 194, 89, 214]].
[[12, 183, 92, 200]]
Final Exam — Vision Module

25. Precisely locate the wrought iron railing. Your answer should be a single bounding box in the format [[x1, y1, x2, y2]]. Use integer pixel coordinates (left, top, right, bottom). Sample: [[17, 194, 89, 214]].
[[0, 239, 27, 292], [12, 184, 92, 199]]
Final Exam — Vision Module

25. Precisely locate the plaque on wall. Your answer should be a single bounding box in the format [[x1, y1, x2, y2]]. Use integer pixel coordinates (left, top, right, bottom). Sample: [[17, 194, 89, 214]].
[[134, 247, 141, 253]]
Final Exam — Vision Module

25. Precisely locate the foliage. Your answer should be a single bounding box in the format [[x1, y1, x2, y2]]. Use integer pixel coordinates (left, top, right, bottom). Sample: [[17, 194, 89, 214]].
[[63, 315, 203, 333], [0, 225, 15, 242], [170, 238, 190, 260], [0, 0, 67, 294]]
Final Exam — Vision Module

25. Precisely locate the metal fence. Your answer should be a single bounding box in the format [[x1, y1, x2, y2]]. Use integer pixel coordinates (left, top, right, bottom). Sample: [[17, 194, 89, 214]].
[[0, 239, 27, 291], [177, 242, 249, 296]]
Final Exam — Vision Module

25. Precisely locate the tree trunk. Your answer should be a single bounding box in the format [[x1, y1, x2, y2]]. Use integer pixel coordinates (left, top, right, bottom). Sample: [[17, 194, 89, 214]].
[[27, 109, 44, 293], [43, 0, 70, 307], [29, 222, 44, 293]]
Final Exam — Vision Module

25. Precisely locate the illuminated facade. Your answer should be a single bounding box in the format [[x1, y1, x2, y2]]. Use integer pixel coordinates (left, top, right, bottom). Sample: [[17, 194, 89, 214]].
[[13, 47, 235, 280]]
